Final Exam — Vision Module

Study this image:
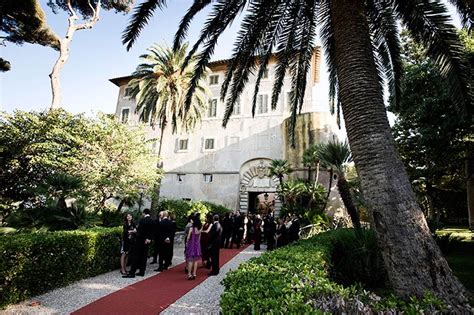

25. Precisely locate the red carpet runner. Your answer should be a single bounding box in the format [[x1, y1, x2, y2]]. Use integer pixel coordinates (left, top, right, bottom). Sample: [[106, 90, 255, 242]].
[[73, 246, 247, 315]]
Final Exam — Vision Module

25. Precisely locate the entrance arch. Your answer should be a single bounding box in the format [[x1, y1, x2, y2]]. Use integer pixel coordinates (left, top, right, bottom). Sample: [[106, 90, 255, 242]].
[[239, 158, 282, 216]]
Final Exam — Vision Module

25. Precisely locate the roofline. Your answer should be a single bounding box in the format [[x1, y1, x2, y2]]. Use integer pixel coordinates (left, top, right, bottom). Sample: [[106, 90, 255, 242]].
[[109, 47, 321, 87]]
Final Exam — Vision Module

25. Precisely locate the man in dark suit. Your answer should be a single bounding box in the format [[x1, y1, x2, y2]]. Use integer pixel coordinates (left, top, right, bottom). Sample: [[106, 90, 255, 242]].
[[150, 211, 163, 264], [221, 213, 233, 248], [208, 214, 222, 275], [123, 208, 154, 278], [155, 211, 176, 272], [230, 212, 244, 249]]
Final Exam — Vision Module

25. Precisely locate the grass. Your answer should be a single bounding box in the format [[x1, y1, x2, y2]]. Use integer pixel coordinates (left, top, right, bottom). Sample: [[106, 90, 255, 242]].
[[436, 227, 473, 241], [436, 227, 474, 303]]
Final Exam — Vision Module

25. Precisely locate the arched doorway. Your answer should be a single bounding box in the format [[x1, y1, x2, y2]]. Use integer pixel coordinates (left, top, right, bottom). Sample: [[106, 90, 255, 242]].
[[239, 159, 282, 216]]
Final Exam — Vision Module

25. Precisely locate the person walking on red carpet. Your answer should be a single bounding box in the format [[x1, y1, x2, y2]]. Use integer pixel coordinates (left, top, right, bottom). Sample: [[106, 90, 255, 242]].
[[185, 215, 202, 280]]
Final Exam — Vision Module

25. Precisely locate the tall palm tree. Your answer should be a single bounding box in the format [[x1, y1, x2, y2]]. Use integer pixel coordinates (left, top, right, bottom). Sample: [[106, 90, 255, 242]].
[[122, 0, 472, 304], [317, 140, 361, 231], [128, 43, 209, 157], [128, 43, 209, 206], [269, 159, 293, 187]]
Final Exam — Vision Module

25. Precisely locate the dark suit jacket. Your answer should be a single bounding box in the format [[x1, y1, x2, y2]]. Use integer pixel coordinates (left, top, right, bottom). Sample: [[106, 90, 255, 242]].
[[208, 222, 222, 248], [136, 215, 154, 242], [158, 218, 176, 243]]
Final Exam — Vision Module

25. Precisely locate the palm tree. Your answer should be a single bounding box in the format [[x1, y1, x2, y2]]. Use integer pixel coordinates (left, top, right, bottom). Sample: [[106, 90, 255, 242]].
[[303, 144, 321, 183], [122, 0, 471, 304], [269, 159, 293, 187], [128, 43, 209, 157], [128, 43, 209, 207], [317, 140, 361, 231]]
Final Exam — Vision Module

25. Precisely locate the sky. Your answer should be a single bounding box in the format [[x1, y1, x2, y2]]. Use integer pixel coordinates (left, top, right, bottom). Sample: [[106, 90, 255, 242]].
[[0, 1, 461, 117], [0, 0, 240, 115]]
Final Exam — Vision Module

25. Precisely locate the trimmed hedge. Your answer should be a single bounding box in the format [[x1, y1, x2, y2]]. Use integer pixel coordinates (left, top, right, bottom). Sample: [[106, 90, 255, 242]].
[[159, 199, 231, 230], [0, 227, 121, 308], [221, 229, 448, 314]]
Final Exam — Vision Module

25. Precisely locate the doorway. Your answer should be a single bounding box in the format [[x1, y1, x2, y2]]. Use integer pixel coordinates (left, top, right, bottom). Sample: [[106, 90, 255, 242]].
[[248, 192, 262, 214]]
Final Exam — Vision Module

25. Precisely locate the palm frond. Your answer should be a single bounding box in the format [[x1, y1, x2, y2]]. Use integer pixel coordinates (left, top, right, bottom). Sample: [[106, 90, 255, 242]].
[[287, 0, 318, 146], [319, 0, 341, 127], [367, 0, 402, 109], [221, 0, 286, 124], [122, 0, 168, 51], [447, 0, 473, 30], [182, 0, 247, 114], [394, 0, 472, 115], [173, 0, 213, 51]]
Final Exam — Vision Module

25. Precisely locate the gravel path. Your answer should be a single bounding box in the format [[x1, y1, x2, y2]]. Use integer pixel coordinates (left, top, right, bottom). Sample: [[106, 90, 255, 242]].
[[2, 244, 263, 315], [2, 245, 186, 315], [161, 245, 265, 315]]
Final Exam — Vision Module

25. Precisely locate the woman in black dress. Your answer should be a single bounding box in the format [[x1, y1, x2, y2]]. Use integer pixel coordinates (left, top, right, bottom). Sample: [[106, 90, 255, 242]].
[[120, 213, 136, 275]]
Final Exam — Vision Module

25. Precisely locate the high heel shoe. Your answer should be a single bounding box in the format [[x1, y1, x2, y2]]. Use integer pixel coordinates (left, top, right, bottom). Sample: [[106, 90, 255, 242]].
[[187, 275, 193, 280]]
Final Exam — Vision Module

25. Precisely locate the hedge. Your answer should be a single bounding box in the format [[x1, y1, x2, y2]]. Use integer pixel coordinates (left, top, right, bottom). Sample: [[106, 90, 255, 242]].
[[221, 229, 448, 314], [0, 227, 121, 308], [159, 199, 231, 230]]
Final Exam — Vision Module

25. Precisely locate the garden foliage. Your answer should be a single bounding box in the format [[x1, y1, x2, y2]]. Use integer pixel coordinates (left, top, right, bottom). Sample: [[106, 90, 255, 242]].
[[158, 199, 231, 230], [221, 229, 447, 314], [0, 110, 161, 229], [0, 227, 121, 308]]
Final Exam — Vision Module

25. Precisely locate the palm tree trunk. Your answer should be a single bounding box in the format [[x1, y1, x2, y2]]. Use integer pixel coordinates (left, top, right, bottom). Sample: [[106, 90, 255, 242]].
[[314, 161, 320, 183], [150, 119, 166, 212], [321, 167, 334, 211], [331, 0, 466, 304], [336, 174, 360, 230]]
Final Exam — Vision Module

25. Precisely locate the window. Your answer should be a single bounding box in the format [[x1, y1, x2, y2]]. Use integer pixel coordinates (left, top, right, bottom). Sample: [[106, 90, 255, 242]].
[[204, 138, 215, 150], [257, 94, 269, 114], [177, 174, 186, 182], [178, 139, 188, 151], [232, 97, 241, 115], [203, 174, 213, 183], [124, 87, 133, 98], [208, 99, 217, 117], [121, 108, 130, 124], [209, 75, 219, 85], [262, 68, 269, 79]]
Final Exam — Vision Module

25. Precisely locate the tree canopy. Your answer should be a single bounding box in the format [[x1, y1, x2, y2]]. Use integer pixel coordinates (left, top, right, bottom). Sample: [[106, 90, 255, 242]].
[[0, 0, 60, 71], [0, 110, 161, 227]]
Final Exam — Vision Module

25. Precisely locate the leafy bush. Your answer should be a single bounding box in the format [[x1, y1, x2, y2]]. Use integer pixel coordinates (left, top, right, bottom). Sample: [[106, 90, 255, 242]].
[[221, 229, 449, 314], [158, 199, 231, 230], [0, 227, 121, 308], [329, 229, 386, 288]]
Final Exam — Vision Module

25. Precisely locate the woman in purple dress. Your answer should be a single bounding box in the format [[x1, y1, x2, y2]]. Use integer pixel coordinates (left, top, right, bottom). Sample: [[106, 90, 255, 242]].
[[185, 215, 202, 280]]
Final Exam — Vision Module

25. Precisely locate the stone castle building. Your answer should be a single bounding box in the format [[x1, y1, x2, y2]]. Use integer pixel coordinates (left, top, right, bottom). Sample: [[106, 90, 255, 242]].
[[110, 48, 340, 214]]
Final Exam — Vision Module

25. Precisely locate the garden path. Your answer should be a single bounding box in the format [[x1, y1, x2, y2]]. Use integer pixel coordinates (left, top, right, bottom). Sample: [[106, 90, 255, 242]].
[[3, 244, 263, 314]]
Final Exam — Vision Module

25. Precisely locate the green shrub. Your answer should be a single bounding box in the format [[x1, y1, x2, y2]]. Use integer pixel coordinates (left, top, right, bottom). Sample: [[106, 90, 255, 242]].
[[329, 229, 386, 288], [0, 227, 121, 308], [159, 199, 231, 230], [221, 229, 449, 314]]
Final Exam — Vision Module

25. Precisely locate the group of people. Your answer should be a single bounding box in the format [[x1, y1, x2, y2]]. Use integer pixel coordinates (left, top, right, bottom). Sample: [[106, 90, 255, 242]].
[[119, 209, 301, 280], [184, 213, 222, 280], [221, 212, 301, 251], [121, 208, 177, 278]]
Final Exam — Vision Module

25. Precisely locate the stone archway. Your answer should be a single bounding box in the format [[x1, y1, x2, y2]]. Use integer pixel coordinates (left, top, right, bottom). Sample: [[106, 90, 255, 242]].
[[239, 159, 282, 215]]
